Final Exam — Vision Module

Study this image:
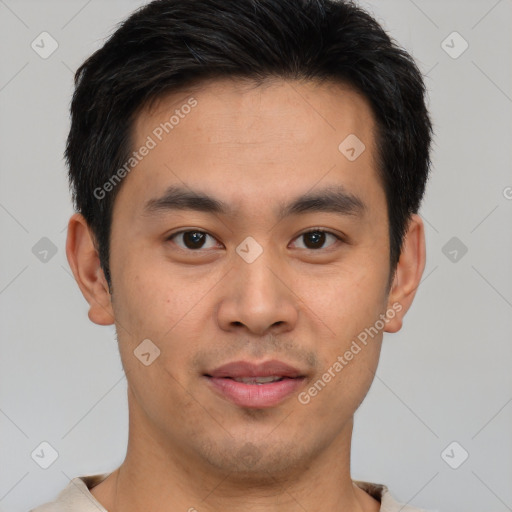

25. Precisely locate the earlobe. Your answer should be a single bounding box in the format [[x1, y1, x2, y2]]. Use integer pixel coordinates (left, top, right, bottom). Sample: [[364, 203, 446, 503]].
[[65, 213, 115, 326], [384, 214, 426, 333]]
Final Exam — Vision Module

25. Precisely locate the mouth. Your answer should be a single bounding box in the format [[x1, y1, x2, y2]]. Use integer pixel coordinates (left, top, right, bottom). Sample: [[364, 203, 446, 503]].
[[204, 360, 306, 409], [221, 375, 288, 384]]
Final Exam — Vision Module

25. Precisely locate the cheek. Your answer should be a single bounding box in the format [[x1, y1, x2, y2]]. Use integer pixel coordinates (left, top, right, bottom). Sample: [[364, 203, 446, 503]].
[[297, 259, 389, 334], [300, 331, 383, 422], [110, 266, 205, 418], [110, 257, 216, 380], [334, 347, 381, 408], [112, 252, 202, 338], [295, 259, 387, 401]]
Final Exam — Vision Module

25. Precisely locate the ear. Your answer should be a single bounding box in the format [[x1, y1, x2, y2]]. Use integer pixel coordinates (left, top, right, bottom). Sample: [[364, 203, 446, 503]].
[[384, 214, 426, 333], [65, 213, 115, 326]]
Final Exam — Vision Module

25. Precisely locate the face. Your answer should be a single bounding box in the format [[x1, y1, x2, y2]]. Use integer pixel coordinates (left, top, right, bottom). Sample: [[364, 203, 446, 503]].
[[91, 78, 401, 478]]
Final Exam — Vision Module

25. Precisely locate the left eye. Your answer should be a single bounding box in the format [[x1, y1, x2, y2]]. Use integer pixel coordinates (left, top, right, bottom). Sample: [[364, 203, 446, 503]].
[[291, 229, 342, 250]]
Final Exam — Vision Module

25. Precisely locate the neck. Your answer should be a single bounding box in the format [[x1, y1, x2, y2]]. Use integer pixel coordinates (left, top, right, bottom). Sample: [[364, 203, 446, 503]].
[[91, 391, 380, 512]]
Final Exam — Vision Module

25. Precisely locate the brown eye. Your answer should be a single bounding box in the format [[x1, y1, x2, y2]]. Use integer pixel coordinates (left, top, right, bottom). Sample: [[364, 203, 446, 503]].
[[168, 230, 218, 251], [291, 230, 342, 250]]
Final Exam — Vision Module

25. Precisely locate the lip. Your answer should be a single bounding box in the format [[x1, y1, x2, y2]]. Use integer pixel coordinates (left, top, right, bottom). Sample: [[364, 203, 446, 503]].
[[204, 360, 306, 409], [207, 360, 303, 379]]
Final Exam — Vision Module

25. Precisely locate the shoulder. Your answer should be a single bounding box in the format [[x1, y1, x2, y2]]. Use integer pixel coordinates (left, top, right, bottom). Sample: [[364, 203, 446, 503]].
[[29, 473, 111, 512], [353, 480, 435, 512]]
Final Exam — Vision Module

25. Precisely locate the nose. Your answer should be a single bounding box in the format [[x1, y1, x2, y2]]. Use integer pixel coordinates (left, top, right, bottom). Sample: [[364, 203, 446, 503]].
[[216, 245, 299, 337]]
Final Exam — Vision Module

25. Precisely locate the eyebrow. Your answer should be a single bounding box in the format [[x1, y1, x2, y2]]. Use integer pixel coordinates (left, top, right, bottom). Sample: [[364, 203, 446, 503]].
[[142, 184, 366, 221]]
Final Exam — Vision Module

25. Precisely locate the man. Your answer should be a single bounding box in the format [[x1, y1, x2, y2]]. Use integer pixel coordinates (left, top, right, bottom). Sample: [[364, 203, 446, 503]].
[[31, 0, 434, 510]]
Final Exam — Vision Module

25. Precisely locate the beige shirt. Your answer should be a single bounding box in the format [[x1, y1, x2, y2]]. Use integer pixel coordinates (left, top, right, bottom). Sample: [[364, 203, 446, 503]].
[[30, 473, 432, 512]]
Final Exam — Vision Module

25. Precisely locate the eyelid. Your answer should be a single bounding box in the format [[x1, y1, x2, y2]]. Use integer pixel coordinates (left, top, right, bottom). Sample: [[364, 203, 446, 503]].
[[296, 227, 344, 239]]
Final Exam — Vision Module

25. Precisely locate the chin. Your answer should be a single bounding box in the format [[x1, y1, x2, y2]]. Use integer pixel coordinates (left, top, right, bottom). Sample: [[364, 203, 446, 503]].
[[194, 435, 314, 482]]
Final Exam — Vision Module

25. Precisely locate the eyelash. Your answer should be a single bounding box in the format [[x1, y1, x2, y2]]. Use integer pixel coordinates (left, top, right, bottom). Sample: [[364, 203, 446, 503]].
[[165, 228, 345, 252]]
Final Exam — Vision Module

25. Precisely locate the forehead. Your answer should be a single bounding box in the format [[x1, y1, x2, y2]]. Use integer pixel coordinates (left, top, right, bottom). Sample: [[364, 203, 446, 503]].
[[138, 77, 375, 148], [117, 77, 382, 221]]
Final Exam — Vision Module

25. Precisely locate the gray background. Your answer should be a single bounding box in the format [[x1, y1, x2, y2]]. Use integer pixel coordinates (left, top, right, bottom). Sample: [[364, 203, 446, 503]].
[[1, 1, 511, 511]]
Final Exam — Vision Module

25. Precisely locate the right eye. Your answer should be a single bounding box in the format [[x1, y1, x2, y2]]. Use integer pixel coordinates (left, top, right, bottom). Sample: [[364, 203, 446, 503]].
[[166, 230, 221, 251]]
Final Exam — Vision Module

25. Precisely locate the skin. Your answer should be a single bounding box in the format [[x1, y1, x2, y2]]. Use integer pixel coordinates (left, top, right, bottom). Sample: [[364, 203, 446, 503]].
[[66, 77, 426, 512]]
